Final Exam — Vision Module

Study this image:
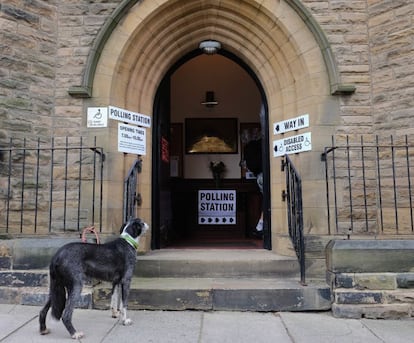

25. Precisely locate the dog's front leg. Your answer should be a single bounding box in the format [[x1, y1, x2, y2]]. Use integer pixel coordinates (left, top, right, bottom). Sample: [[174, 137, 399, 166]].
[[120, 280, 132, 326], [110, 284, 121, 318]]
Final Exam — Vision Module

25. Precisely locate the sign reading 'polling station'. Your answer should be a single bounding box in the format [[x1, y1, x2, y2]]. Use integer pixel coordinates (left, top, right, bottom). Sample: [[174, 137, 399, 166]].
[[198, 190, 236, 225]]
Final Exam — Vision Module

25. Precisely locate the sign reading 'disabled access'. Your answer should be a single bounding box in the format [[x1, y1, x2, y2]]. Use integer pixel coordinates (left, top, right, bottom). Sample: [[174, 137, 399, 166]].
[[198, 190, 236, 225], [273, 114, 309, 135], [118, 123, 146, 155], [273, 132, 312, 157], [109, 105, 151, 128]]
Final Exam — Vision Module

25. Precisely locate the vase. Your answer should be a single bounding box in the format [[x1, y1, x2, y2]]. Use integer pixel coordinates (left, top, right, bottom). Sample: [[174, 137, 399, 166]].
[[213, 172, 222, 188]]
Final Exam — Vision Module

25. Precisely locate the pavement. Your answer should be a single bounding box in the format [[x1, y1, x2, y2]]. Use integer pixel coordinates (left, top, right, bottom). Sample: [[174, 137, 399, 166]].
[[0, 305, 414, 343]]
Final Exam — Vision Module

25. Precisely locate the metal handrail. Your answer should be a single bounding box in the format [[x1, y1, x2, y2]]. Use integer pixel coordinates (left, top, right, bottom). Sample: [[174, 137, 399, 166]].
[[282, 154, 306, 285], [123, 159, 142, 222]]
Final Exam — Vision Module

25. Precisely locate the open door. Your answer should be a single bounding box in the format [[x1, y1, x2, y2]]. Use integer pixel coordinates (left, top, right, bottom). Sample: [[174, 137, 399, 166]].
[[151, 76, 172, 249], [152, 50, 271, 250]]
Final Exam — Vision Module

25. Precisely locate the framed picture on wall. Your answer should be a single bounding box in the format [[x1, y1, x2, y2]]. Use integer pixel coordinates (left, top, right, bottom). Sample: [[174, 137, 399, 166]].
[[185, 118, 238, 154]]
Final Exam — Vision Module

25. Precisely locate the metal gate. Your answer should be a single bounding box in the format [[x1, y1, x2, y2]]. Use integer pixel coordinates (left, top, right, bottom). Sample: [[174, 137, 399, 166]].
[[322, 135, 414, 236], [0, 137, 104, 234]]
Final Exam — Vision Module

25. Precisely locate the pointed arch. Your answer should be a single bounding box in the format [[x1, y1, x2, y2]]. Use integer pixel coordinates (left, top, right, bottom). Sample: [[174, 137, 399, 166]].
[[68, 0, 355, 98]]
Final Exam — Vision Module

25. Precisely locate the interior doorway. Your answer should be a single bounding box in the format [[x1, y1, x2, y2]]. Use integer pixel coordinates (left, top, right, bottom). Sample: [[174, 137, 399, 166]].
[[152, 49, 271, 250]]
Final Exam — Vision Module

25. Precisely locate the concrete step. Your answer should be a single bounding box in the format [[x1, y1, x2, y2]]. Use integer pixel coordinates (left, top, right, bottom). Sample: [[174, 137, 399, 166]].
[[93, 277, 331, 311], [135, 249, 300, 278]]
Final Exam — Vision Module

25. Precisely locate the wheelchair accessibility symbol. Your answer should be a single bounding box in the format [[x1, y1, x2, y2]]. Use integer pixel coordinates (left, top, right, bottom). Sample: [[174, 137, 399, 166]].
[[87, 107, 108, 128]]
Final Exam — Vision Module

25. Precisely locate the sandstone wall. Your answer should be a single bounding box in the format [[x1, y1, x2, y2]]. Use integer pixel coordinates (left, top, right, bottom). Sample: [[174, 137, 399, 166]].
[[1, 1, 414, 140]]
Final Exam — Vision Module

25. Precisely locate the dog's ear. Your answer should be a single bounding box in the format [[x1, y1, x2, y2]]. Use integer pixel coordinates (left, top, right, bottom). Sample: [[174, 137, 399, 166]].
[[119, 222, 127, 234]]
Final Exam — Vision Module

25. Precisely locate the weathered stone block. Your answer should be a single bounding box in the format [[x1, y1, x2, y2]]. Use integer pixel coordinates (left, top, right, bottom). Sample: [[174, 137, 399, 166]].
[[363, 304, 412, 319], [332, 303, 411, 319], [385, 290, 414, 305], [0, 257, 11, 270], [0, 271, 48, 287], [354, 273, 397, 290], [397, 273, 414, 288], [326, 240, 414, 273], [335, 273, 354, 288], [331, 303, 364, 319], [335, 290, 383, 304]]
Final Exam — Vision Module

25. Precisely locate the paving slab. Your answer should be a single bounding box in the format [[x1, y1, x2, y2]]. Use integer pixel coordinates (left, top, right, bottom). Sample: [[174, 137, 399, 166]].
[[201, 311, 291, 343], [361, 318, 414, 343], [279, 312, 414, 343], [1, 306, 414, 343], [0, 305, 40, 341]]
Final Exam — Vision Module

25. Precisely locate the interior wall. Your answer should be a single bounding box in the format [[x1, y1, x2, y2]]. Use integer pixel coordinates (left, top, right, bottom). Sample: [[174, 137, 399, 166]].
[[171, 54, 262, 179]]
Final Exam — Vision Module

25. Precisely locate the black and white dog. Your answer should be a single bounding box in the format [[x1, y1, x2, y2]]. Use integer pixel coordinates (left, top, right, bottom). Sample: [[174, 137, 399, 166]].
[[39, 218, 149, 339]]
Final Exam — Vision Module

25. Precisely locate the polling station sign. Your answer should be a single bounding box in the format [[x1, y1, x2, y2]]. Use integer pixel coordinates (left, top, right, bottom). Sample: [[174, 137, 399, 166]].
[[198, 190, 236, 225], [118, 123, 146, 155], [273, 132, 312, 157], [109, 105, 151, 128]]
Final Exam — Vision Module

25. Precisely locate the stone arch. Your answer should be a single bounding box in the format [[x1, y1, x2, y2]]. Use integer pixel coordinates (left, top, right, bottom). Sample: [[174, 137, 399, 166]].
[[68, 0, 355, 99]]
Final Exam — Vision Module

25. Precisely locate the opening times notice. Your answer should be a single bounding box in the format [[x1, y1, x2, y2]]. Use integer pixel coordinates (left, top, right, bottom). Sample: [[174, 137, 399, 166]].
[[118, 122, 146, 155]]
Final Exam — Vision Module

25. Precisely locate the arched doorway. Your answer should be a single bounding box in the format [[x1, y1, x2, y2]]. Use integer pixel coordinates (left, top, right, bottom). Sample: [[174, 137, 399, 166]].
[[84, 0, 346, 253], [152, 49, 271, 249]]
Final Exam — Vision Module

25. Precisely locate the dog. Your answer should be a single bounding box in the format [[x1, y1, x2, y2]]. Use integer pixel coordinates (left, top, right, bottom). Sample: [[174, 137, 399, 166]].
[[39, 217, 149, 339]]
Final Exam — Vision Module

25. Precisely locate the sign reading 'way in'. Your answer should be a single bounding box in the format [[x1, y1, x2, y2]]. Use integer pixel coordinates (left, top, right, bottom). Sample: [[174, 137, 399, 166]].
[[198, 190, 236, 225], [273, 132, 312, 157], [273, 114, 309, 135]]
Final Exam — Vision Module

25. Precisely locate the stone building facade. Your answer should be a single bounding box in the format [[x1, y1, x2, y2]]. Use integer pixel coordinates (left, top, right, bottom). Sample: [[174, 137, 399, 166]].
[[1, 1, 414, 259]]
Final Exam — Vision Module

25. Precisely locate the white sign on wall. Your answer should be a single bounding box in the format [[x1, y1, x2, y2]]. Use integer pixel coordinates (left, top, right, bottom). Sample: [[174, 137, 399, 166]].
[[198, 190, 236, 225], [87, 107, 108, 128], [109, 105, 151, 128], [273, 114, 309, 135], [118, 123, 146, 155], [273, 132, 312, 157]]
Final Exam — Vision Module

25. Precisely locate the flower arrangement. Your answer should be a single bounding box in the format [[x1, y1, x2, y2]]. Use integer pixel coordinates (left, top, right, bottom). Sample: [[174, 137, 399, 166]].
[[209, 161, 226, 187]]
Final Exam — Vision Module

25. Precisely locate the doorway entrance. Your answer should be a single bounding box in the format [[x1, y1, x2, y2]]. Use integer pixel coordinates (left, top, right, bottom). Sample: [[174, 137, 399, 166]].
[[152, 49, 271, 250]]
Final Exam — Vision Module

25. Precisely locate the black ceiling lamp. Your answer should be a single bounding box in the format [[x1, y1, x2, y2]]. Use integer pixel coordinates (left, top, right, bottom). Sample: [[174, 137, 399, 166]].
[[201, 91, 218, 107]]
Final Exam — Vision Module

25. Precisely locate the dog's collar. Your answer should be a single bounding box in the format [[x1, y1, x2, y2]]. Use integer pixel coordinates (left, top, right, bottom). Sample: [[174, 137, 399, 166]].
[[120, 233, 139, 250]]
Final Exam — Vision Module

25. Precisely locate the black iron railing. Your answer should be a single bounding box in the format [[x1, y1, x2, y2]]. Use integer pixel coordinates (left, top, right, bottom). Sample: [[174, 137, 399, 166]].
[[123, 159, 142, 222], [322, 135, 414, 235], [282, 154, 306, 285], [0, 137, 104, 234]]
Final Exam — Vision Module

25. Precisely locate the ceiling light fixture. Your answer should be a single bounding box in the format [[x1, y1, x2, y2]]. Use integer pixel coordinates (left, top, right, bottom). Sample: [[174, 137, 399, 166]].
[[201, 91, 218, 107], [199, 40, 221, 55]]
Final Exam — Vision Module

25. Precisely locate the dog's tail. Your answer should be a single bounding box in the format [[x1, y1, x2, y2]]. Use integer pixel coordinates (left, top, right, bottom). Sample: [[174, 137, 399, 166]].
[[49, 261, 66, 320]]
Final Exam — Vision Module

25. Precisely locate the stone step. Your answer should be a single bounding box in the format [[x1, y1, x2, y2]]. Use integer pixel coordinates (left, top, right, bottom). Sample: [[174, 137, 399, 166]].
[[93, 277, 331, 311], [0, 270, 48, 288], [0, 286, 93, 308], [135, 249, 300, 278], [0, 249, 331, 312]]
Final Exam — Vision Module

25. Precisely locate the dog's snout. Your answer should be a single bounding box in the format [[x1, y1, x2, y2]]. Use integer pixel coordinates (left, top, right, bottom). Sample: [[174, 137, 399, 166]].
[[143, 222, 149, 232]]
